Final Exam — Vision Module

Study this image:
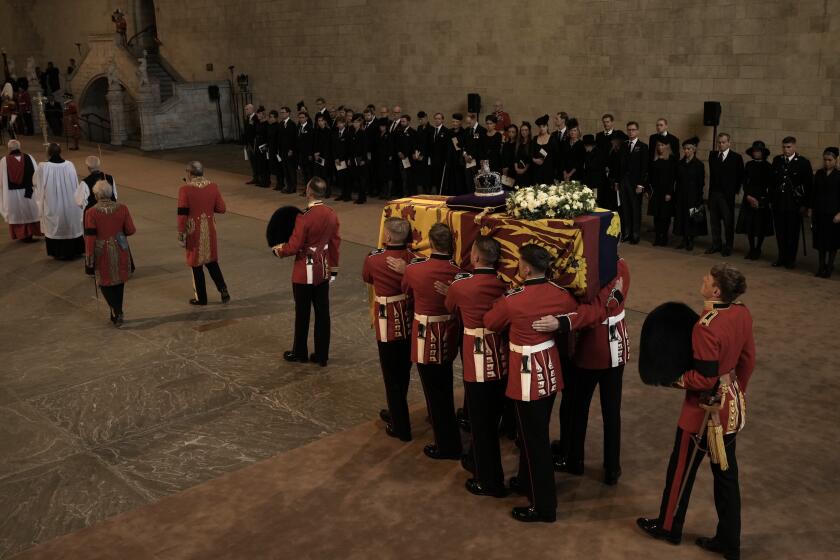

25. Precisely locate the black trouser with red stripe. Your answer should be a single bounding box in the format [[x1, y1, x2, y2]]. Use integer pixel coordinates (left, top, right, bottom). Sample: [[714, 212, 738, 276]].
[[658, 427, 740, 557], [515, 393, 557, 518], [292, 281, 330, 361], [464, 380, 506, 492], [417, 362, 462, 455], [377, 339, 412, 439], [568, 365, 624, 473]]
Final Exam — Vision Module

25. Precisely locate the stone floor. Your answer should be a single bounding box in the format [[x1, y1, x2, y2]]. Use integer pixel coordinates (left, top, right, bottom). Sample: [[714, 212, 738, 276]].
[[1, 141, 839, 559]]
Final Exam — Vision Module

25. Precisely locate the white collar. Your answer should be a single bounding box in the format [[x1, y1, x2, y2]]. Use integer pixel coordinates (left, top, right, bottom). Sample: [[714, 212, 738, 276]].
[[722, 148, 730, 158]]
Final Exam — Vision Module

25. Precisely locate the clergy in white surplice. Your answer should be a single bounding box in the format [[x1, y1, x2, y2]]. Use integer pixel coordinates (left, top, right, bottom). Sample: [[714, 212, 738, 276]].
[[34, 143, 84, 260]]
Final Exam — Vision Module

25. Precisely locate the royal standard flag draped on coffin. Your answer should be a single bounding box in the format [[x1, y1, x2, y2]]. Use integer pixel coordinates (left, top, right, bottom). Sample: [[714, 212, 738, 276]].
[[379, 196, 620, 302]]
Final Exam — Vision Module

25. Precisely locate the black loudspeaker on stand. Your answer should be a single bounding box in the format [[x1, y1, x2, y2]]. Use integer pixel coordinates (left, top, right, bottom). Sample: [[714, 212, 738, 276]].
[[467, 93, 481, 115], [704, 101, 721, 151]]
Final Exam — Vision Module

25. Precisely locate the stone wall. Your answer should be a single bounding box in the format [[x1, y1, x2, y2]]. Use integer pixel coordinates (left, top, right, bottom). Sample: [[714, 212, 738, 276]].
[[8, 0, 840, 159]]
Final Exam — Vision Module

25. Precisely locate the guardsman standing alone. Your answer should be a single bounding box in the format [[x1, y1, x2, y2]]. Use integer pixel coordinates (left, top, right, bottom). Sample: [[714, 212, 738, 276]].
[[401, 223, 462, 460], [273, 177, 341, 367], [362, 217, 415, 441], [444, 236, 509, 498], [484, 244, 579, 523], [638, 264, 755, 560]]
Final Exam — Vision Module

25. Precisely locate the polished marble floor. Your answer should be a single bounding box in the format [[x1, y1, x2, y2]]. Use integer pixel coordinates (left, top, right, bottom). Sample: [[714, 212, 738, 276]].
[[2, 142, 839, 559]]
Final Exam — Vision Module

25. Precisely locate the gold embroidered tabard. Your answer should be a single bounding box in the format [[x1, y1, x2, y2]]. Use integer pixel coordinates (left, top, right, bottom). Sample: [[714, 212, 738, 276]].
[[197, 212, 211, 265]]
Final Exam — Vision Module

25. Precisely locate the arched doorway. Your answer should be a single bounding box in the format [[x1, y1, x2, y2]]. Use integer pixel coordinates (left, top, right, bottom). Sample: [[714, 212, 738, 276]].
[[79, 76, 110, 144]]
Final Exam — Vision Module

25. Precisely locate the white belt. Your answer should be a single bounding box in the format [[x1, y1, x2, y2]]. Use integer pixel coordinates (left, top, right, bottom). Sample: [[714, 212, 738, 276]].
[[415, 313, 453, 363], [603, 310, 626, 367], [376, 294, 408, 342], [465, 327, 496, 383], [510, 339, 555, 401]]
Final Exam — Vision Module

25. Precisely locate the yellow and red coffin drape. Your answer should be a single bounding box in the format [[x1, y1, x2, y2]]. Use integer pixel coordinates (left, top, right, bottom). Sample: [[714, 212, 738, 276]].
[[378, 196, 621, 302]]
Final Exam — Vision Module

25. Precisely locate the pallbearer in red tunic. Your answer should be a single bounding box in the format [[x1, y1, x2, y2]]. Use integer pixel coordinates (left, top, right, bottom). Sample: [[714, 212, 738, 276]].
[[534, 257, 630, 485], [273, 177, 341, 366], [0, 140, 41, 241], [483, 244, 578, 523], [362, 217, 415, 441], [638, 264, 755, 560], [177, 161, 230, 306], [444, 236, 509, 497], [401, 223, 462, 460], [84, 180, 136, 326]]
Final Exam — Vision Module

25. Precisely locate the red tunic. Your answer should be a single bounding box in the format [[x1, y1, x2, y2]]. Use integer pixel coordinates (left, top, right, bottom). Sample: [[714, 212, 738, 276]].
[[63, 101, 80, 139], [444, 268, 509, 382], [674, 302, 756, 434], [401, 254, 461, 364], [494, 111, 512, 132], [484, 278, 578, 401], [16, 90, 31, 114], [361, 244, 415, 342], [177, 179, 226, 267], [275, 201, 341, 285], [84, 201, 136, 286], [569, 258, 631, 369]]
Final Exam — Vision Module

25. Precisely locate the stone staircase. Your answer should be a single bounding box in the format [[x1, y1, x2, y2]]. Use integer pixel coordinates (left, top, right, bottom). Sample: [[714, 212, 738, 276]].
[[145, 51, 174, 102]]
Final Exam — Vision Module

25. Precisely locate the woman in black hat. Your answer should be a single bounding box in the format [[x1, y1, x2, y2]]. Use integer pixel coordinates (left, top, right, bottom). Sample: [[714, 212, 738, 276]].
[[531, 115, 555, 185], [809, 147, 840, 277], [736, 140, 774, 260], [559, 118, 585, 182], [647, 136, 677, 246], [514, 122, 533, 187], [673, 137, 707, 250]]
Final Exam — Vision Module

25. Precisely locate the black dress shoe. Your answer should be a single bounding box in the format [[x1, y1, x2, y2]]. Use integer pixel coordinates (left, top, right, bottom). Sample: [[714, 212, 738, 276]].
[[113, 313, 124, 327], [636, 517, 681, 545], [220, 290, 230, 304], [771, 260, 783, 267], [385, 424, 411, 442], [189, 299, 207, 306], [423, 444, 460, 460], [721, 246, 732, 257], [379, 409, 392, 424], [695, 536, 728, 555], [686, 242, 694, 251], [309, 353, 327, 367], [604, 468, 622, 486], [705, 246, 721, 255], [512, 506, 556, 523], [676, 241, 686, 249], [815, 266, 826, 277], [508, 476, 527, 496], [283, 351, 308, 363], [465, 479, 508, 498], [784, 262, 795, 270], [553, 457, 583, 475]]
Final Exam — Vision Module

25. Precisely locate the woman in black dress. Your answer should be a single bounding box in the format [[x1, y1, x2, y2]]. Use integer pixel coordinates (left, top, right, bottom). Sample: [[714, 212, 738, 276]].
[[484, 114, 503, 173], [530, 115, 555, 185], [559, 118, 586, 182], [581, 134, 611, 208], [647, 137, 677, 246], [673, 136, 707, 251], [501, 124, 518, 189], [809, 147, 840, 278], [514, 122, 533, 187], [736, 141, 774, 260]]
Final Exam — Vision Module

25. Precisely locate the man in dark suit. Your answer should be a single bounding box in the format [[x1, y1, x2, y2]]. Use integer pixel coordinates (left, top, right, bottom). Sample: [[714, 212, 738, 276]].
[[388, 106, 404, 197], [707, 133, 744, 256], [395, 115, 418, 197], [278, 106, 298, 193], [362, 108, 379, 197], [618, 121, 648, 244], [595, 113, 617, 154], [254, 107, 270, 188], [429, 112, 451, 195], [552, 111, 569, 179], [648, 118, 680, 161], [243, 104, 258, 185], [461, 112, 486, 189], [296, 111, 314, 190], [267, 110, 282, 190], [770, 136, 812, 268], [331, 118, 351, 200], [414, 111, 432, 194], [315, 97, 332, 127]]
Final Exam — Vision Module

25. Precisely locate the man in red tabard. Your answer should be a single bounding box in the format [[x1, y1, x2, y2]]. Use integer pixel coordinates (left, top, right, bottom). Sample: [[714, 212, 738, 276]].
[[444, 236, 509, 498], [401, 222, 462, 460], [484, 244, 578, 524], [273, 176, 341, 367], [0, 139, 41, 241], [637, 264, 755, 560], [362, 217, 415, 441], [177, 161, 230, 306]]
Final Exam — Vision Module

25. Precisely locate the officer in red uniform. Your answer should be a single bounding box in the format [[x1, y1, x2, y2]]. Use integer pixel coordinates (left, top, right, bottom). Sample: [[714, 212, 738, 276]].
[[484, 244, 579, 523], [637, 264, 755, 560], [273, 177, 341, 367], [362, 217, 415, 441], [444, 236, 509, 497], [177, 161, 230, 306], [534, 257, 630, 485], [401, 223, 462, 460]]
